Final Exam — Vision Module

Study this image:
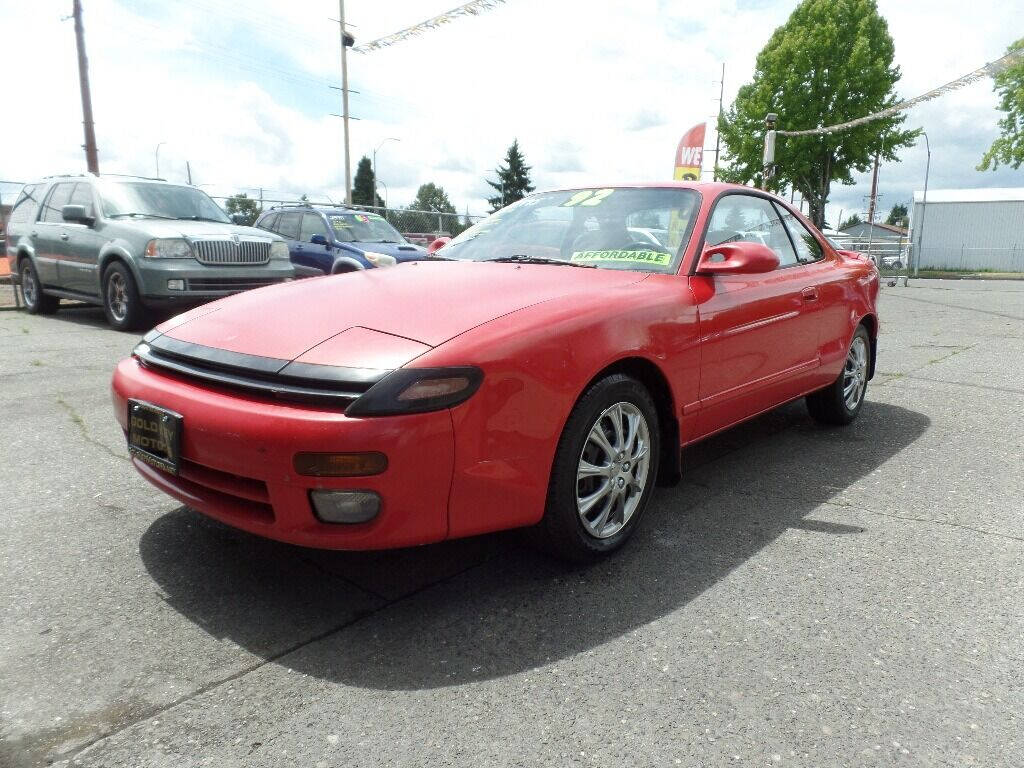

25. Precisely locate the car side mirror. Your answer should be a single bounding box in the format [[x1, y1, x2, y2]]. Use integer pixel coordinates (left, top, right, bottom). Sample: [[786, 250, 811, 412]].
[[427, 236, 451, 254], [61, 204, 94, 226], [697, 241, 779, 275], [230, 213, 247, 225], [310, 234, 330, 247]]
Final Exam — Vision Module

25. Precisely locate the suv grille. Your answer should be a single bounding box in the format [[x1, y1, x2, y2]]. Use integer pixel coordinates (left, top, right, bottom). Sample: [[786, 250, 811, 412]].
[[192, 238, 271, 266]]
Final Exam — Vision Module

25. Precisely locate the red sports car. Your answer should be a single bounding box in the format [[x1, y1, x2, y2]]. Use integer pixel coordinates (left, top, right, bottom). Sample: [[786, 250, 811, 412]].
[[112, 183, 879, 561]]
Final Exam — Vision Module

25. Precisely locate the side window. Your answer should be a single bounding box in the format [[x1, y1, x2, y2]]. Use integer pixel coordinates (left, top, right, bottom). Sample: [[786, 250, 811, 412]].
[[69, 183, 96, 217], [705, 194, 798, 267], [40, 183, 75, 223], [299, 213, 329, 242], [774, 203, 824, 263], [276, 212, 301, 240], [7, 184, 41, 226], [257, 212, 279, 232]]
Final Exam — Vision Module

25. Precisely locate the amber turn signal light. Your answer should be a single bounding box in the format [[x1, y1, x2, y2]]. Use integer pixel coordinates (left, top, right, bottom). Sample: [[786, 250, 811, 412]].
[[293, 452, 388, 477]]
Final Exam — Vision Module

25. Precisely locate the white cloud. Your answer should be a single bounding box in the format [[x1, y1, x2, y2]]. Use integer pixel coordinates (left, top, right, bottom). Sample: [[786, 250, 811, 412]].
[[1, 0, 1020, 223]]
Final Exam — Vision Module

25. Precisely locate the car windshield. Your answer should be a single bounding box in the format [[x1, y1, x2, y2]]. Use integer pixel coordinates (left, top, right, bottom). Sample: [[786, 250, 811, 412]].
[[329, 212, 407, 243], [441, 187, 700, 272], [97, 181, 230, 223]]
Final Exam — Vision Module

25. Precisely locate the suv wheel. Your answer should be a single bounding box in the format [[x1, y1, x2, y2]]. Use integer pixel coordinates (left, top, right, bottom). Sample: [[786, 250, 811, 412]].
[[20, 259, 59, 315], [102, 262, 148, 331]]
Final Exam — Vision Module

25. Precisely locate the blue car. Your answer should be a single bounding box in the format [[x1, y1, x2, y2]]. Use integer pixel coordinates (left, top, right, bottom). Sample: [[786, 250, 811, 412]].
[[254, 205, 427, 276]]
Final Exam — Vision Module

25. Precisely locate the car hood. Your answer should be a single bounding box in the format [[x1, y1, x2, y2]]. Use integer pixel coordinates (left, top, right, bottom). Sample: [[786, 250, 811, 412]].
[[123, 219, 281, 240], [155, 261, 648, 367]]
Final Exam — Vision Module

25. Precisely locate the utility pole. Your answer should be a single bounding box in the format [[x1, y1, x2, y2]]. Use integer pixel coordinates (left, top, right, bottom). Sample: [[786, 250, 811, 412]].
[[337, 1, 354, 205], [72, 0, 99, 174], [866, 152, 880, 223], [761, 113, 777, 190], [712, 62, 724, 182]]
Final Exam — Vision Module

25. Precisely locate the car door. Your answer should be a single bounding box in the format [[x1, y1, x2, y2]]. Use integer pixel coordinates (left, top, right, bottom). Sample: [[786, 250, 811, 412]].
[[60, 182, 104, 295], [691, 192, 822, 435], [298, 212, 333, 273], [33, 182, 74, 286], [773, 201, 848, 390]]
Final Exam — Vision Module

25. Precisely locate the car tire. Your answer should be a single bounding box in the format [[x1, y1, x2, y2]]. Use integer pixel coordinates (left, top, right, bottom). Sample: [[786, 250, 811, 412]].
[[102, 262, 148, 331], [536, 374, 661, 563], [806, 325, 871, 426], [20, 259, 59, 315]]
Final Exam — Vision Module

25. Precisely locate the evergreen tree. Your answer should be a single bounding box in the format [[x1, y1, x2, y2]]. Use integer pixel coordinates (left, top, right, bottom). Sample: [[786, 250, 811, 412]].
[[839, 213, 863, 230], [886, 202, 909, 228], [486, 139, 535, 212], [351, 156, 382, 207]]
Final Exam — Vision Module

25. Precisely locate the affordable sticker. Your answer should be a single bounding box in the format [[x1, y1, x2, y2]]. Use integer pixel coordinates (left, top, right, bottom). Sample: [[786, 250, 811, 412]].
[[570, 249, 671, 265]]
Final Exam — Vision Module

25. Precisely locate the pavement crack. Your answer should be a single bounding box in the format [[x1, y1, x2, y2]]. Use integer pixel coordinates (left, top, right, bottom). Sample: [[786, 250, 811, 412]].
[[56, 396, 129, 462], [824, 500, 1024, 544]]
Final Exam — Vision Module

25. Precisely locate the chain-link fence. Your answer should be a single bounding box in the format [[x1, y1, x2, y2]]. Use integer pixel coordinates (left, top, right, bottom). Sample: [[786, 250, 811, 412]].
[[830, 233, 1024, 275], [208, 195, 485, 242], [828, 233, 910, 276]]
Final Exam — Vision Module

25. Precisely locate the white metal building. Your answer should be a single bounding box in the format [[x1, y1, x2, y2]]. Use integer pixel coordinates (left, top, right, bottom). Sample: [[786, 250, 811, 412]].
[[910, 187, 1024, 271]]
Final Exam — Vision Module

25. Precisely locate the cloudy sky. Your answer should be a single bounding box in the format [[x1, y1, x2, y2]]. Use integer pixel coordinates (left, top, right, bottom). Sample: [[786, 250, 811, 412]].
[[1, 0, 1021, 226]]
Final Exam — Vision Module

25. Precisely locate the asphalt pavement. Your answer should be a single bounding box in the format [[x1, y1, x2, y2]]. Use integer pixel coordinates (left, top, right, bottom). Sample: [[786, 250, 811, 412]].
[[1, 280, 1021, 768]]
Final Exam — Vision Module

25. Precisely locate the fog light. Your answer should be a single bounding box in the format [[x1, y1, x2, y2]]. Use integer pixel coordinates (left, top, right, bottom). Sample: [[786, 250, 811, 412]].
[[294, 451, 387, 477], [310, 490, 380, 524], [167, 279, 186, 291]]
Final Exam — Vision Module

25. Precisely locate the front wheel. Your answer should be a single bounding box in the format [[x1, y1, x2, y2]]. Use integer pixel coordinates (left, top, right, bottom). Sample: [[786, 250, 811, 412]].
[[806, 325, 871, 425], [537, 374, 660, 562], [102, 262, 148, 331]]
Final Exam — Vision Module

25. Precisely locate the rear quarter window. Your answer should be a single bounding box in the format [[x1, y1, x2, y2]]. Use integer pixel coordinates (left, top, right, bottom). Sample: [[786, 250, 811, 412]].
[[7, 184, 42, 226]]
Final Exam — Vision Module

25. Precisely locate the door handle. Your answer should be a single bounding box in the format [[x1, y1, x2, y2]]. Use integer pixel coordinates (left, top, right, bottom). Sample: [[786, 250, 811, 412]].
[[60, 233, 70, 241], [801, 286, 819, 302]]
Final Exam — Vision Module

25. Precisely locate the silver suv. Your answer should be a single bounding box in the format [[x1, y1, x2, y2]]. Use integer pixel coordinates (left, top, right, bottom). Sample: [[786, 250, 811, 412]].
[[5, 175, 294, 330]]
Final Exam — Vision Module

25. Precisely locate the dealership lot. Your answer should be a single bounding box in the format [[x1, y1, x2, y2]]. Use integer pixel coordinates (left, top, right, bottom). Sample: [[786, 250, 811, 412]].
[[1, 281, 1021, 767]]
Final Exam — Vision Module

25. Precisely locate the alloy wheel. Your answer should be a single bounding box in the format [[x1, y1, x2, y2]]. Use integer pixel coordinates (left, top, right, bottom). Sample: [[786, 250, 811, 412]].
[[843, 335, 868, 410], [21, 264, 38, 307], [576, 401, 652, 539], [107, 271, 128, 322]]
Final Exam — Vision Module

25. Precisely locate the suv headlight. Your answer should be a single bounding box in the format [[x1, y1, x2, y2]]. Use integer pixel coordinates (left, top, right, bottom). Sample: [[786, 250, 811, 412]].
[[144, 238, 193, 259], [363, 251, 397, 268], [345, 367, 483, 417], [270, 241, 289, 260]]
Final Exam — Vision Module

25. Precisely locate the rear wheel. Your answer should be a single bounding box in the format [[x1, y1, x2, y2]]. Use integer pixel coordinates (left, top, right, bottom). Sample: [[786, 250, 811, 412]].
[[102, 262, 148, 331], [806, 325, 871, 425], [537, 374, 660, 562], [20, 259, 59, 315]]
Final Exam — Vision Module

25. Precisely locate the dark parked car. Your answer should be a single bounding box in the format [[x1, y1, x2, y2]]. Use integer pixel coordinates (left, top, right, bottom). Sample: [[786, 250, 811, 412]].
[[255, 204, 427, 276], [4, 175, 294, 330]]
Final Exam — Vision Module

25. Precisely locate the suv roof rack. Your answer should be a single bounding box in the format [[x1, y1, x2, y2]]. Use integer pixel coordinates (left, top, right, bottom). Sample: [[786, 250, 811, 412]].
[[42, 173, 92, 180], [100, 173, 168, 182]]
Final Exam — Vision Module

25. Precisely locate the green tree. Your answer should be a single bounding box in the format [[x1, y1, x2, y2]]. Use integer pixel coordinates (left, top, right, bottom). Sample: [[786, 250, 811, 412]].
[[886, 202, 908, 227], [717, 0, 918, 228], [978, 38, 1024, 170], [486, 139, 534, 212], [224, 193, 261, 225], [351, 156, 382, 207], [839, 213, 863, 230], [409, 182, 456, 214]]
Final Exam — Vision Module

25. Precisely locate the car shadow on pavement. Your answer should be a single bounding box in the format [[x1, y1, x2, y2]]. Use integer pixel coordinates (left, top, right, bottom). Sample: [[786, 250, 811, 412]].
[[139, 400, 929, 690]]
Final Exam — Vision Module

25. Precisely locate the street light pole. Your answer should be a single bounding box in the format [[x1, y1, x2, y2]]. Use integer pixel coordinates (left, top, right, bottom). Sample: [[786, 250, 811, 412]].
[[155, 142, 166, 178], [906, 131, 930, 285], [372, 137, 399, 208]]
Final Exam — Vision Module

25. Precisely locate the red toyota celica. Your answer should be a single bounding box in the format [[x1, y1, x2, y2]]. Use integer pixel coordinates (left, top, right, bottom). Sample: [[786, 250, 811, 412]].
[[112, 183, 879, 561]]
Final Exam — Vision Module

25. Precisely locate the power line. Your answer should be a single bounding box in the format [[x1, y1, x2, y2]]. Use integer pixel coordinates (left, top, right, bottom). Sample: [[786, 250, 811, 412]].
[[354, 0, 509, 52], [777, 48, 1023, 137]]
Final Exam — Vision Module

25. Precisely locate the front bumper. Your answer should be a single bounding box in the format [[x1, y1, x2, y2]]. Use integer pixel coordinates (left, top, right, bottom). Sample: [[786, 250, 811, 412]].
[[112, 357, 454, 549], [135, 259, 295, 305]]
